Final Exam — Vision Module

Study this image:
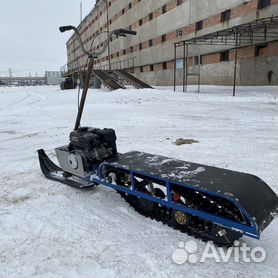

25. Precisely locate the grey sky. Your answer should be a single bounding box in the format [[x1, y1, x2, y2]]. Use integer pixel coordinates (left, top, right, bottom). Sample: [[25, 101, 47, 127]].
[[0, 0, 96, 77]]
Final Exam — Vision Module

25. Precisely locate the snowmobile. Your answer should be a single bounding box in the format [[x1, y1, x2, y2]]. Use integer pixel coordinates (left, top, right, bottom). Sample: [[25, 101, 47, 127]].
[[38, 25, 278, 246]]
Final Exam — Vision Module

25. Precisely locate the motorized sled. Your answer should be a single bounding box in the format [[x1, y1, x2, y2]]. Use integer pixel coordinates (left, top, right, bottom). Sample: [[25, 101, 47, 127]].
[[38, 25, 278, 246]]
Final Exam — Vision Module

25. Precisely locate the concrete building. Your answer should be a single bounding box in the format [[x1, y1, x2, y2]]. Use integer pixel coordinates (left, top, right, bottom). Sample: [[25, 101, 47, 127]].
[[65, 0, 278, 86], [45, 71, 64, 85]]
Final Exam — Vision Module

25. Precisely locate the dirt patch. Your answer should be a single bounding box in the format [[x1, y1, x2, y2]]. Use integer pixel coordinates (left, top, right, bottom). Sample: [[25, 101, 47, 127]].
[[174, 138, 199, 146]]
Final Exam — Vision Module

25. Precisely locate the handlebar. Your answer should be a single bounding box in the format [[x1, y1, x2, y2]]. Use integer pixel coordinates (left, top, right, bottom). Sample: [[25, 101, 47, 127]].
[[59, 25, 74, 33], [59, 25, 137, 59], [115, 29, 137, 36]]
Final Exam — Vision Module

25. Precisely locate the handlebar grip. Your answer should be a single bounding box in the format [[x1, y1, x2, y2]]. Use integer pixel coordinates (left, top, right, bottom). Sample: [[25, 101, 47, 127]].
[[59, 25, 74, 33], [117, 29, 137, 35]]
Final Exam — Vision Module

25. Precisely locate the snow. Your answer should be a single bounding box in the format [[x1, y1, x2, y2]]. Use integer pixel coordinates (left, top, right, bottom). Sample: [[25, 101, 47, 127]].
[[0, 85, 277, 277]]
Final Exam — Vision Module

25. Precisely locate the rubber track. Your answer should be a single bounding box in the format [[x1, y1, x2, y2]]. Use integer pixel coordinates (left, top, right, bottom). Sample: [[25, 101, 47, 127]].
[[117, 192, 242, 247]]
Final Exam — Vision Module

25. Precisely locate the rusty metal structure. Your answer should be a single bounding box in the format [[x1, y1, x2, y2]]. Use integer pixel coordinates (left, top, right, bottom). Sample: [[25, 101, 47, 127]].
[[174, 16, 278, 96]]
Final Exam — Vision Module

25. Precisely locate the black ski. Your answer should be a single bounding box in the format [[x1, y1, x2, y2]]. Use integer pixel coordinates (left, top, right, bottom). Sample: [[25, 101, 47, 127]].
[[38, 149, 96, 189]]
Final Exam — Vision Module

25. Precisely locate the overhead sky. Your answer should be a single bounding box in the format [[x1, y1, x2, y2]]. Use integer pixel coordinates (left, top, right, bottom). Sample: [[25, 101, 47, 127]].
[[0, 0, 96, 77]]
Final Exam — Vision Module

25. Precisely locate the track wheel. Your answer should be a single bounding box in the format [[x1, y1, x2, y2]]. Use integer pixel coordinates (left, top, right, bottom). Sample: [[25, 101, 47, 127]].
[[107, 172, 117, 184], [172, 210, 191, 227], [154, 188, 166, 199]]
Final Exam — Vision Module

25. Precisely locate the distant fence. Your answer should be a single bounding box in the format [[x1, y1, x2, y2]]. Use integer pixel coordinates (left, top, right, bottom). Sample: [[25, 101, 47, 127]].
[[0, 76, 46, 86]]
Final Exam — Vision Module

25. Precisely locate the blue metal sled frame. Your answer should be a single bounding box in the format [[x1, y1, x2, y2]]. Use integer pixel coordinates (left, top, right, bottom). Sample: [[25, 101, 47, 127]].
[[89, 162, 259, 239]]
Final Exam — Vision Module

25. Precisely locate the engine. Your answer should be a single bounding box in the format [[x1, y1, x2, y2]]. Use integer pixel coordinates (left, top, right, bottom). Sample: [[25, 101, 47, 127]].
[[55, 127, 117, 177]]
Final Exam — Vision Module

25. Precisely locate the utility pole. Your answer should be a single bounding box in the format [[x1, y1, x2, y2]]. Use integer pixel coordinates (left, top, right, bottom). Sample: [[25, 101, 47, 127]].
[[80, 2, 83, 23], [103, 0, 111, 70]]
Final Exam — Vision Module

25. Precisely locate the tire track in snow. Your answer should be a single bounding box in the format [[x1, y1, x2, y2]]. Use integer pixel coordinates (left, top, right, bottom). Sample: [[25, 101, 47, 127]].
[[0, 92, 30, 113], [0, 91, 45, 117]]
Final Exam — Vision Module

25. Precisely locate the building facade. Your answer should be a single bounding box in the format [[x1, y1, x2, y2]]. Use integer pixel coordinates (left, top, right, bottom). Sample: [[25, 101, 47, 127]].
[[45, 71, 64, 85], [65, 0, 278, 86]]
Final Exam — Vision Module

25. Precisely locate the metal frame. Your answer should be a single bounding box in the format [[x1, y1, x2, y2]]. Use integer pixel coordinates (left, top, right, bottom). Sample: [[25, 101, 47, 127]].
[[89, 162, 259, 239], [174, 16, 278, 96], [59, 25, 136, 130]]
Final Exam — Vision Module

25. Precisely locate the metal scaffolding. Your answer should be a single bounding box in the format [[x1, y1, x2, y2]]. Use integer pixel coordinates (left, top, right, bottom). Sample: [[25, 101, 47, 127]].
[[174, 16, 278, 96]]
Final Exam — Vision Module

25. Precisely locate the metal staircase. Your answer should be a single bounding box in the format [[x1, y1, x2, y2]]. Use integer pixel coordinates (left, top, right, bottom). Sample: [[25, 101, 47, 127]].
[[115, 70, 153, 89], [92, 70, 126, 90]]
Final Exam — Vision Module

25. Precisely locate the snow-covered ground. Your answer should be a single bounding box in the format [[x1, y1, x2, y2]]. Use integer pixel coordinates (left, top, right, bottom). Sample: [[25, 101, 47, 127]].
[[0, 85, 277, 277]]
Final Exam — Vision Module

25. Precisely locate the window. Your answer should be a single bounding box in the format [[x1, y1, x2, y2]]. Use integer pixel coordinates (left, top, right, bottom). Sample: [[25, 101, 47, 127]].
[[122, 9, 125, 15], [150, 65, 154, 71], [177, 0, 183, 5], [162, 5, 167, 14], [149, 39, 153, 47], [194, 56, 199, 65], [177, 29, 183, 38], [139, 19, 143, 26], [117, 52, 119, 57], [129, 2, 132, 9], [221, 9, 231, 22], [258, 0, 271, 9], [194, 56, 203, 65], [162, 62, 167, 70], [123, 49, 126, 55], [255, 44, 268, 57], [140, 66, 144, 72], [109, 1, 111, 7], [200, 55, 203, 65], [149, 13, 153, 21], [130, 46, 133, 53], [139, 43, 143, 50], [196, 20, 203, 31], [161, 34, 167, 43], [220, 51, 230, 61]]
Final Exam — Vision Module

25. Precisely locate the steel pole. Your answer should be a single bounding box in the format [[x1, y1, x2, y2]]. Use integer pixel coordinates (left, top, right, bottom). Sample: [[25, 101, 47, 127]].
[[174, 43, 177, 92], [103, 0, 111, 71], [233, 32, 239, 97], [74, 59, 94, 130], [183, 42, 186, 92]]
